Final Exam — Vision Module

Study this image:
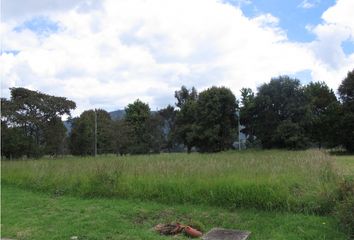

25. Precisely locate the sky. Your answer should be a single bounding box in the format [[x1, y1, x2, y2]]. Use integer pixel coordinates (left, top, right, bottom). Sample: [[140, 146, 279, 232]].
[[1, 0, 354, 116]]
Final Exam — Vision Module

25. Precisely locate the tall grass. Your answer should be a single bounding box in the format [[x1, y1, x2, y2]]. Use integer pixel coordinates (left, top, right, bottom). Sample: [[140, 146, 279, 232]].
[[1, 150, 339, 213]]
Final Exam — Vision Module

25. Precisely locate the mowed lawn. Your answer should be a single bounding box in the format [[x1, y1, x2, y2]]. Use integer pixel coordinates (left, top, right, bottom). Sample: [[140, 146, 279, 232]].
[[1, 186, 347, 240]]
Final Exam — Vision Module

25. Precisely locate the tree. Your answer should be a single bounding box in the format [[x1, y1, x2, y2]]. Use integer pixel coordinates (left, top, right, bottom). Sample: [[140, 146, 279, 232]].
[[174, 86, 198, 153], [124, 99, 163, 154], [175, 86, 198, 108], [239, 88, 256, 143], [304, 82, 339, 148], [338, 69, 354, 112], [338, 70, 354, 152], [1, 88, 76, 158], [272, 120, 308, 150], [43, 116, 67, 155], [69, 109, 113, 156], [158, 105, 177, 152], [112, 119, 134, 155], [194, 86, 238, 152], [247, 76, 310, 149]]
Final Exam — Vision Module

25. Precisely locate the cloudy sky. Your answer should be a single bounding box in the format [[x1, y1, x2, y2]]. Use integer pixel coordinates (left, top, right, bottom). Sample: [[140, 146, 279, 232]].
[[1, 0, 354, 116]]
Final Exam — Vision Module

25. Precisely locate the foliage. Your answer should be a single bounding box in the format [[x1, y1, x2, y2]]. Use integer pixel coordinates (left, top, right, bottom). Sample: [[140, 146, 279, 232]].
[[272, 120, 308, 150], [174, 86, 198, 153], [240, 88, 256, 141], [338, 69, 354, 112], [158, 105, 177, 152], [194, 86, 238, 152], [243, 76, 310, 149], [304, 82, 339, 148], [112, 119, 134, 155], [124, 99, 163, 154], [175, 86, 198, 108], [338, 69, 354, 152], [69, 109, 113, 156], [43, 117, 67, 155], [1, 88, 76, 158]]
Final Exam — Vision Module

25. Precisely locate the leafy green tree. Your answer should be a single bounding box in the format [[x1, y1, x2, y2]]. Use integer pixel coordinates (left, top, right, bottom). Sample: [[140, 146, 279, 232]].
[[248, 76, 310, 149], [124, 99, 163, 154], [125, 99, 150, 154], [338, 69, 354, 112], [174, 86, 198, 153], [272, 120, 308, 150], [43, 116, 67, 155], [1, 88, 76, 158], [338, 70, 354, 152], [112, 119, 134, 155], [69, 115, 94, 156], [194, 86, 238, 152], [175, 86, 198, 108], [69, 109, 113, 156], [240, 88, 256, 143], [146, 114, 164, 153], [304, 82, 339, 148], [1, 122, 31, 159], [158, 105, 177, 152]]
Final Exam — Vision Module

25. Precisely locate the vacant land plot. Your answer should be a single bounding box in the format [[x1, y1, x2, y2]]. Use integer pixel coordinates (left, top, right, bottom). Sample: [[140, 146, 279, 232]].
[[1, 150, 339, 213], [1, 186, 347, 240]]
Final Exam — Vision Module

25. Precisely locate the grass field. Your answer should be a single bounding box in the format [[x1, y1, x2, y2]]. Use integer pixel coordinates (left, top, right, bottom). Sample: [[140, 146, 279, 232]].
[[2, 150, 353, 239], [334, 155, 354, 177], [1, 150, 339, 213], [1, 186, 348, 240]]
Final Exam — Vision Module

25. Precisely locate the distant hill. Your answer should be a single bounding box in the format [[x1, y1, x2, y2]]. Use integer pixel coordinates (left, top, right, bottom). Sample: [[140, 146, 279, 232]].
[[109, 109, 126, 120], [64, 109, 126, 133]]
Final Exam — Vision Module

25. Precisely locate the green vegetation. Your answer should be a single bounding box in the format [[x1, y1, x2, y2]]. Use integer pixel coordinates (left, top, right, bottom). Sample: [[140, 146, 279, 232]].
[[2, 150, 339, 213], [335, 155, 354, 176], [1, 185, 347, 240], [2, 70, 354, 159]]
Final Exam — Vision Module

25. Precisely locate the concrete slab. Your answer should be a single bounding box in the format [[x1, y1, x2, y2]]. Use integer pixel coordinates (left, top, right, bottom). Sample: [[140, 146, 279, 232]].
[[202, 228, 251, 240]]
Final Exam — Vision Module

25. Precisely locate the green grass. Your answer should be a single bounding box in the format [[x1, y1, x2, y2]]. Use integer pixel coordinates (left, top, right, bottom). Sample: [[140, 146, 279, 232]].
[[334, 155, 354, 177], [1, 185, 347, 240], [1, 150, 339, 213]]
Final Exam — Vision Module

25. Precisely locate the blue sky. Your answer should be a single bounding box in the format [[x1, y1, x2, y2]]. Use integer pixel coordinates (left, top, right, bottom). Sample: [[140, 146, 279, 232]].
[[238, 0, 336, 41], [1, 0, 354, 115]]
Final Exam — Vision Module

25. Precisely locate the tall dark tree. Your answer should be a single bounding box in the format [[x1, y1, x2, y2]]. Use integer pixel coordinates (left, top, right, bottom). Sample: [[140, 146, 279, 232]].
[[124, 99, 162, 154], [175, 86, 198, 108], [239, 88, 256, 144], [338, 70, 354, 152], [194, 86, 238, 152], [247, 76, 310, 149], [304, 82, 339, 148], [174, 86, 198, 153], [43, 116, 67, 155], [1, 88, 76, 158], [158, 105, 177, 152], [112, 119, 134, 156], [69, 109, 113, 156]]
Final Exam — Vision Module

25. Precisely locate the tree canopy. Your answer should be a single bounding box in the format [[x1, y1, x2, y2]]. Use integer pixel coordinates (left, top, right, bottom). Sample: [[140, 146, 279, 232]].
[[1, 88, 76, 158]]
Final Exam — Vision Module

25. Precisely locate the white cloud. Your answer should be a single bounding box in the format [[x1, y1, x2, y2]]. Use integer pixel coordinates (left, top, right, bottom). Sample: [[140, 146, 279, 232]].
[[307, 0, 354, 90], [298, 0, 317, 9], [1, 0, 354, 116]]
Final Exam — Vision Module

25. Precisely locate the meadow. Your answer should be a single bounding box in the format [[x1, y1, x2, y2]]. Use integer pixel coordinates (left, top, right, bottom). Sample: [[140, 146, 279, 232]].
[[1, 150, 340, 213]]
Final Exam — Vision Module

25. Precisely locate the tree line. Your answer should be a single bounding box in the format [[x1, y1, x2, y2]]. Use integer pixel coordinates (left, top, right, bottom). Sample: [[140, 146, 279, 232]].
[[1, 70, 353, 158]]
